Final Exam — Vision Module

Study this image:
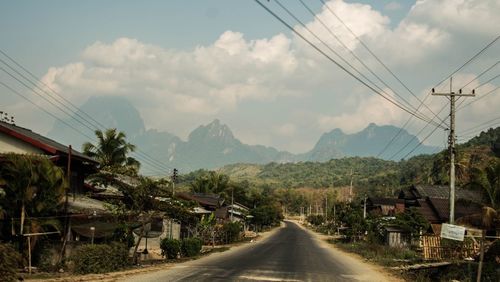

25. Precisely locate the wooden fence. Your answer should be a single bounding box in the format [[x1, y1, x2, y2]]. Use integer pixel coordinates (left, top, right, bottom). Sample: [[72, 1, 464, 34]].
[[421, 235, 479, 260]]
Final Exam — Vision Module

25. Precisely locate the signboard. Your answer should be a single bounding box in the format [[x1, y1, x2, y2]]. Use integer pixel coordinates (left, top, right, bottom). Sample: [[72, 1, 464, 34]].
[[440, 223, 466, 241]]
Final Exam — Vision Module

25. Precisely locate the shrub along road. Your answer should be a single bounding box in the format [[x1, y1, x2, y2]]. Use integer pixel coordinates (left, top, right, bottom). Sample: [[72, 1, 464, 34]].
[[124, 221, 399, 282]]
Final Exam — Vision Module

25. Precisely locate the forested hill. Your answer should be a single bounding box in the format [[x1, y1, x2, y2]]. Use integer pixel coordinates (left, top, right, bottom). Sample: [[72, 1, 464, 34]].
[[181, 126, 500, 194]]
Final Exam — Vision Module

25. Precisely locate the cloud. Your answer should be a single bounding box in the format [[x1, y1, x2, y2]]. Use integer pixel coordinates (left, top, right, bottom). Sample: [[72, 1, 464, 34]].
[[385, 2, 402, 11], [34, 0, 500, 150], [276, 123, 298, 137], [317, 90, 406, 133], [409, 0, 500, 36]]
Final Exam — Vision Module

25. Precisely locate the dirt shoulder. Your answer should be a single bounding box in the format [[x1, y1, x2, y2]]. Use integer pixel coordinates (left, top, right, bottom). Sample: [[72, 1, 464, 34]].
[[26, 225, 282, 282], [292, 220, 403, 282]]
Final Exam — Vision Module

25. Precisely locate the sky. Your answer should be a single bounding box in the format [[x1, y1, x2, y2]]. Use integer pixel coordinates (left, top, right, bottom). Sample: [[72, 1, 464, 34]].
[[1, 0, 500, 154]]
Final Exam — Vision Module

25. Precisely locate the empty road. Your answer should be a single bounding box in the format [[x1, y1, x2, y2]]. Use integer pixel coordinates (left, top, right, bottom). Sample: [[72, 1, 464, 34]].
[[124, 221, 397, 282]]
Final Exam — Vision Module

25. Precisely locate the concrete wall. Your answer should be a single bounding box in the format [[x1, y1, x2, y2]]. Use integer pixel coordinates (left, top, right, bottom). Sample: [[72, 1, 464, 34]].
[[0, 133, 44, 154]]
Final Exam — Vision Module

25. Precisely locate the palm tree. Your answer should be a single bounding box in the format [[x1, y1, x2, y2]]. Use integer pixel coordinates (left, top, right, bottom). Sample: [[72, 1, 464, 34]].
[[0, 154, 66, 235], [190, 171, 229, 195], [82, 128, 140, 174], [469, 161, 500, 209]]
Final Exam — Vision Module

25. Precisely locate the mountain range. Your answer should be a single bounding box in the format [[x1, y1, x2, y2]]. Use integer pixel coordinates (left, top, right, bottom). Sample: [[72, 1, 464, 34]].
[[48, 96, 437, 173]]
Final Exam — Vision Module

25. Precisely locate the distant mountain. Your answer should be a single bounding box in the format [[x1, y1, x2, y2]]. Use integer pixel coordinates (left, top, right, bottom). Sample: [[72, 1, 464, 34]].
[[175, 119, 295, 171], [48, 96, 146, 150], [302, 123, 437, 161], [47, 96, 437, 174]]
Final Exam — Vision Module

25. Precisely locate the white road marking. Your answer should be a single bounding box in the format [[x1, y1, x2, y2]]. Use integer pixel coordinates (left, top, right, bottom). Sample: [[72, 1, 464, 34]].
[[238, 275, 302, 281]]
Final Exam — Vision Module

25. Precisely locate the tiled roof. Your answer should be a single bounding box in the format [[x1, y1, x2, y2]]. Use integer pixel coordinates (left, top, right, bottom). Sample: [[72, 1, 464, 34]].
[[0, 121, 96, 163]]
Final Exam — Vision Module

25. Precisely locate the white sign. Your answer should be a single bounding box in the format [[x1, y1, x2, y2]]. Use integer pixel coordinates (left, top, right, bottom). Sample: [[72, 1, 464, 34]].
[[440, 223, 466, 241]]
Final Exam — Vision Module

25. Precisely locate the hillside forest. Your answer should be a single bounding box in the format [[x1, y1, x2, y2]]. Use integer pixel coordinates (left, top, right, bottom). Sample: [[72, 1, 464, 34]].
[[178, 127, 500, 215]]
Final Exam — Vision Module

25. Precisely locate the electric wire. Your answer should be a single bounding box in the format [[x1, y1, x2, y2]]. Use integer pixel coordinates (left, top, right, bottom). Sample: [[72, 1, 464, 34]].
[[316, 0, 446, 123], [400, 117, 448, 160], [254, 0, 446, 129], [276, 0, 443, 127], [0, 67, 170, 174], [379, 35, 500, 158], [0, 50, 174, 174], [298, 0, 440, 123], [316, 0, 452, 157], [457, 85, 500, 112], [458, 61, 499, 90], [0, 49, 174, 173]]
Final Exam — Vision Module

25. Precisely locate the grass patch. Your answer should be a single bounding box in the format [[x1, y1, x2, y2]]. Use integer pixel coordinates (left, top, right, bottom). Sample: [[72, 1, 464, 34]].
[[329, 240, 421, 267]]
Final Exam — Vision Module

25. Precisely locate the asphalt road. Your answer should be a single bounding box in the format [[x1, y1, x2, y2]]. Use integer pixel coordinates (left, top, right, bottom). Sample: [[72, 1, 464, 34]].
[[124, 221, 394, 282]]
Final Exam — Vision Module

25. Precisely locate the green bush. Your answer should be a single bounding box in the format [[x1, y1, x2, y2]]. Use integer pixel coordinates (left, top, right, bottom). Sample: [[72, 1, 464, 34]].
[[160, 238, 181, 259], [222, 222, 242, 243], [71, 242, 129, 274], [181, 237, 203, 257], [0, 243, 21, 282]]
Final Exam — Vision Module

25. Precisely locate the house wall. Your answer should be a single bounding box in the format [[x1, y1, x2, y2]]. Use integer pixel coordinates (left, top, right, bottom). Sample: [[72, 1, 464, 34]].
[[387, 231, 409, 248], [0, 133, 44, 154]]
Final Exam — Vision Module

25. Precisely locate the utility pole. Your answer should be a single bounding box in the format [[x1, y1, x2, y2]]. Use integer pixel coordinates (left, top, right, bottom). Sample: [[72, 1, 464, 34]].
[[230, 186, 234, 222], [432, 78, 475, 223], [325, 195, 328, 223], [363, 194, 367, 219], [171, 168, 178, 196], [60, 145, 72, 263], [349, 168, 354, 202]]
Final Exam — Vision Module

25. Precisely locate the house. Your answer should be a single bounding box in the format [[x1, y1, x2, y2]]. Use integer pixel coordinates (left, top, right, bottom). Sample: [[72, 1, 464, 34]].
[[366, 197, 405, 217], [177, 192, 250, 223], [215, 202, 250, 222], [176, 192, 225, 212], [0, 120, 98, 193], [399, 184, 483, 206], [416, 197, 482, 234], [398, 185, 484, 234], [384, 226, 411, 248]]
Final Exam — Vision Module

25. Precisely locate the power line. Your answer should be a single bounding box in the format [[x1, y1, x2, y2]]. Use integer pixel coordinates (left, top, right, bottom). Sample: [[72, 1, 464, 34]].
[[0, 66, 170, 173], [254, 0, 446, 129], [316, 0, 445, 123], [459, 114, 500, 136], [298, 0, 441, 123], [277, 0, 444, 127], [457, 85, 500, 112], [458, 61, 499, 90], [315, 0, 451, 157], [0, 50, 174, 173], [379, 35, 500, 158], [0, 76, 169, 175], [400, 118, 448, 160]]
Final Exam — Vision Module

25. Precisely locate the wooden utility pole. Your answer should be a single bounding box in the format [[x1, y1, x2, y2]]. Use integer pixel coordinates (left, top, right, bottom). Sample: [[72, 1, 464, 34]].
[[324, 194, 328, 222], [432, 78, 475, 223], [349, 168, 354, 202], [59, 145, 72, 263]]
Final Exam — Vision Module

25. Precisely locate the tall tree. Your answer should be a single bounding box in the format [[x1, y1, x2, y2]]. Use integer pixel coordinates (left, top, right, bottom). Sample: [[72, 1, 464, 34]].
[[469, 161, 500, 209], [82, 128, 140, 174], [190, 171, 229, 195], [0, 154, 65, 235]]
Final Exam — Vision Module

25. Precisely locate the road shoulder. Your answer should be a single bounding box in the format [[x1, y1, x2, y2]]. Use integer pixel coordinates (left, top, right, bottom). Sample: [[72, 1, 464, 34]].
[[291, 220, 403, 282], [27, 225, 283, 282]]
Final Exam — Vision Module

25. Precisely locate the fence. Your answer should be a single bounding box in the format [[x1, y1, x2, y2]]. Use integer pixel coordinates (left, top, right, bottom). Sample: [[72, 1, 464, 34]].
[[421, 235, 479, 260]]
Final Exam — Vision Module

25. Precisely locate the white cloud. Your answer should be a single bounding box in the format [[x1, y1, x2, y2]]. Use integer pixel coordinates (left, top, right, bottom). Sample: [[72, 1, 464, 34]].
[[385, 2, 402, 11], [276, 123, 298, 137], [34, 0, 500, 150], [317, 90, 405, 133], [409, 0, 500, 36]]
